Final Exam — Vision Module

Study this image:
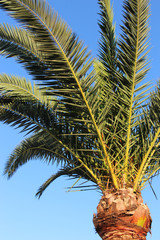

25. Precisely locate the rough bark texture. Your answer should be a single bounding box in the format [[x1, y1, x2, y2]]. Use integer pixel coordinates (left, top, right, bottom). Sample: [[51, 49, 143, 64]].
[[93, 188, 152, 240]]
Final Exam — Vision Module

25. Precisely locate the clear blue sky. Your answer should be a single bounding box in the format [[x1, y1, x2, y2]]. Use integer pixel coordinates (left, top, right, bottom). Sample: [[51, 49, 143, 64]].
[[0, 1, 160, 240]]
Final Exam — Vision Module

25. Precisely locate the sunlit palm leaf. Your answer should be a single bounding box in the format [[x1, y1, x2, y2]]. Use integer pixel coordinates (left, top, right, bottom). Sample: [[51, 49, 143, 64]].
[[4, 131, 64, 178], [36, 166, 98, 198], [0, 74, 54, 105], [133, 82, 160, 190], [0, 24, 51, 80], [117, 0, 151, 181], [98, 0, 117, 75], [0, 74, 107, 188], [0, 0, 159, 195], [36, 168, 72, 199], [149, 80, 160, 126], [0, 1, 119, 188]]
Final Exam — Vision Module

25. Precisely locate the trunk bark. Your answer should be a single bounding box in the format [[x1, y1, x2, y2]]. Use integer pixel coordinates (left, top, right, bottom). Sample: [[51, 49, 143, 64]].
[[93, 188, 152, 240]]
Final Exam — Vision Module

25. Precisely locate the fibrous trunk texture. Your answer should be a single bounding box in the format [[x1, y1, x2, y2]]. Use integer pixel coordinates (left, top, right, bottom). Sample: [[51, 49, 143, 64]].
[[93, 188, 152, 240]]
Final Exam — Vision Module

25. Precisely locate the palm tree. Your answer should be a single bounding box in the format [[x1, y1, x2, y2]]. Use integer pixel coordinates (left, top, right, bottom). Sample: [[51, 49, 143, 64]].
[[0, 0, 159, 239]]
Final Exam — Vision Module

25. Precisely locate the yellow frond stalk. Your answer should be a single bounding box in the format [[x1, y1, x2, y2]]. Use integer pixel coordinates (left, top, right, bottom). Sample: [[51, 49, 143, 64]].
[[134, 128, 160, 191]]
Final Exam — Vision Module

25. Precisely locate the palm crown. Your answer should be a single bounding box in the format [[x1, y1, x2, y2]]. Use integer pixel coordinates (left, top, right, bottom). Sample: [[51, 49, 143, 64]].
[[0, 0, 159, 198]]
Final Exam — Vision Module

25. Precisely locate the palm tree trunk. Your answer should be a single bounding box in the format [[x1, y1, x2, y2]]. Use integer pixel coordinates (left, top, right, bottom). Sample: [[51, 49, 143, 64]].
[[93, 188, 152, 240]]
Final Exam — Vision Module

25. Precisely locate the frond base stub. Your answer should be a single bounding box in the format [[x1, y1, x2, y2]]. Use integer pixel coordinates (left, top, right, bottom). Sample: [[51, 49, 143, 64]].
[[93, 188, 152, 240]]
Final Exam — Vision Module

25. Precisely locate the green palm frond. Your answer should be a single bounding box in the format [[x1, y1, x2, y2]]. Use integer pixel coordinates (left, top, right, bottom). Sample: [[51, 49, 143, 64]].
[[0, 0, 159, 195], [149, 80, 160, 126], [0, 76, 107, 189], [93, 0, 121, 128], [0, 1, 119, 189], [117, 0, 151, 181], [0, 98, 102, 188], [98, 0, 117, 79], [89, 0, 152, 186], [0, 0, 92, 80], [0, 0, 94, 119], [35, 168, 72, 199], [4, 131, 68, 177], [133, 82, 160, 190], [0, 74, 54, 104], [0, 74, 58, 134], [0, 24, 41, 59], [35, 166, 98, 198], [0, 24, 51, 80]]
